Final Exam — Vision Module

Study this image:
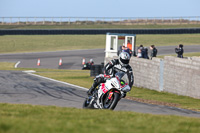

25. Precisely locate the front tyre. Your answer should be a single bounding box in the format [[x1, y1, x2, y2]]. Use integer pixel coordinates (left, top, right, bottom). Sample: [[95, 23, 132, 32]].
[[103, 92, 120, 110]]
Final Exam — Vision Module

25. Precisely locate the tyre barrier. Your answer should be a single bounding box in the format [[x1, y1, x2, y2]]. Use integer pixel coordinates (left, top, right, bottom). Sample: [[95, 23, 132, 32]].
[[90, 65, 104, 77], [0, 28, 200, 35]]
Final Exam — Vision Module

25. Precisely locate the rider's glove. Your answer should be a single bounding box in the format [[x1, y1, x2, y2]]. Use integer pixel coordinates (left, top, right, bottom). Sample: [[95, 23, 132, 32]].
[[103, 74, 111, 81]]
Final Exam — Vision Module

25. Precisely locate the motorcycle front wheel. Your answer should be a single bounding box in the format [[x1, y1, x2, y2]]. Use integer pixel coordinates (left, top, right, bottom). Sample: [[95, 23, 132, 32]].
[[103, 92, 120, 110]]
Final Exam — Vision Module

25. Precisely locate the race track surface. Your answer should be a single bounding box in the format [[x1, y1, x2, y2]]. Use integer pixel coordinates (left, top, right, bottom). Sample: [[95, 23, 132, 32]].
[[0, 46, 200, 117], [0, 70, 200, 118], [0, 45, 200, 70]]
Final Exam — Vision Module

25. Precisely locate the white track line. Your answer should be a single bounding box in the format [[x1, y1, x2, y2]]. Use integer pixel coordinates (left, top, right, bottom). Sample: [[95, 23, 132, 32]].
[[14, 61, 21, 68], [25, 72, 88, 91]]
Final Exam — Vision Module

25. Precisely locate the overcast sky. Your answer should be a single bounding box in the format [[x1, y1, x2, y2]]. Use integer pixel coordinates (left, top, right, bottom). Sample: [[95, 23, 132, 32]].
[[0, 0, 199, 17]]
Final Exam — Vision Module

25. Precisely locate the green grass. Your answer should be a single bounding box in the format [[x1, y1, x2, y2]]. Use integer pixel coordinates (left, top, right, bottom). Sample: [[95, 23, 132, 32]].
[[128, 88, 200, 111], [0, 34, 200, 54], [2, 62, 200, 111], [157, 52, 200, 59], [0, 103, 200, 133], [1, 24, 200, 29], [136, 34, 200, 47], [0, 35, 106, 53]]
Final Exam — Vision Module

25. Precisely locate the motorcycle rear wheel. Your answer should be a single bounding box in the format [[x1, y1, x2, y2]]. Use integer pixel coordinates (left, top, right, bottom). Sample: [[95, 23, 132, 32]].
[[103, 92, 120, 110]]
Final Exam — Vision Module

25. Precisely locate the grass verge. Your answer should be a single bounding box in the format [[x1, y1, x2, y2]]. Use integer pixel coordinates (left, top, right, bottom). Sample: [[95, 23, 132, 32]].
[[1, 62, 200, 111], [0, 103, 200, 133], [0, 34, 200, 54]]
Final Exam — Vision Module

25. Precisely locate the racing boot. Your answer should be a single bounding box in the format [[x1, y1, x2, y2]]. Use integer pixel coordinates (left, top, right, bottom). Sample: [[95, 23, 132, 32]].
[[87, 81, 98, 96], [121, 92, 127, 98]]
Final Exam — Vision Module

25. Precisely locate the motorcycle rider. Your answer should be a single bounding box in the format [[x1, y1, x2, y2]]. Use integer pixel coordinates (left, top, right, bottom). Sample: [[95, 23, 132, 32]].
[[87, 52, 134, 97]]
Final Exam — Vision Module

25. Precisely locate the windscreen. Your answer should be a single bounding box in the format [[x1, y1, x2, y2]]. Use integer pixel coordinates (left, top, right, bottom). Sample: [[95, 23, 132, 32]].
[[115, 72, 129, 85]]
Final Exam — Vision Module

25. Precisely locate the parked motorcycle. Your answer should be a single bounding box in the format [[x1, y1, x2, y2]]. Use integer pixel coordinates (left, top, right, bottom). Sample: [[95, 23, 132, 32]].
[[83, 72, 130, 110]]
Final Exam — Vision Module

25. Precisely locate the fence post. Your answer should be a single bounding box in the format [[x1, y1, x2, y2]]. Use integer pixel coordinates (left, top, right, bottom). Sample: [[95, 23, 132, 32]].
[[26, 18, 28, 24], [51, 17, 53, 24]]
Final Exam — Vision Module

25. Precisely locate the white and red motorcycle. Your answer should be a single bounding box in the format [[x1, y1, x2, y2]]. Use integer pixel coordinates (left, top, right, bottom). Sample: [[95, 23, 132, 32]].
[[83, 72, 130, 110]]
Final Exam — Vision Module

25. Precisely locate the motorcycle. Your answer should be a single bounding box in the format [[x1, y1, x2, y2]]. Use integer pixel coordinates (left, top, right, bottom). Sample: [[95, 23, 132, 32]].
[[83, 72, 130, 110]]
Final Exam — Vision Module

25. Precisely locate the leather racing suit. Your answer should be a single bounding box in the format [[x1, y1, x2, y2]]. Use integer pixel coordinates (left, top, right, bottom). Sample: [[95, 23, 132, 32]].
[[87, 59, 134, 96]]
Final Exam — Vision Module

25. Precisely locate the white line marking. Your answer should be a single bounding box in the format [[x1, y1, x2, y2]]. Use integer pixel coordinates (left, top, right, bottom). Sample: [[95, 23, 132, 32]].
[[14, 61, 21, 68], [23, 70, 36, 73], [25, 72, 88, 91]]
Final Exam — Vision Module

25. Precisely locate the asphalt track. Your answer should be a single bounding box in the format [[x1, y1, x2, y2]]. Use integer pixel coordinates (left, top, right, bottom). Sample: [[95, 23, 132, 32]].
[[0, 70, 200, 118], [0, 45, 200, 117], [0, 45, 200, 70]]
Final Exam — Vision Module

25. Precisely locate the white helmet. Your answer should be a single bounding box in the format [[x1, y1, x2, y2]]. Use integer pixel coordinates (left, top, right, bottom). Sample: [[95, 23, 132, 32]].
[[119, 52, 130, 67]]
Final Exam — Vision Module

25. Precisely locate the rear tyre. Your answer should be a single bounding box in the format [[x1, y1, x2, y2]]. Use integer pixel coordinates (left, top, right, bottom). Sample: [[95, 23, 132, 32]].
[[103, 92, 120, 110]]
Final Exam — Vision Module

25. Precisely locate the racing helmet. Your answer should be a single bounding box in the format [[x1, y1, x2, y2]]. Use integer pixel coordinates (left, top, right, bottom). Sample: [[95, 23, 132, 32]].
[[119, 52, 130, 67]]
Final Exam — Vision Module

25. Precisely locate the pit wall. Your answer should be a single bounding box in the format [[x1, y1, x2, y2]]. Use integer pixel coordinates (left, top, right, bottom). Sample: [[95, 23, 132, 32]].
[[105, 56, 200, 99]]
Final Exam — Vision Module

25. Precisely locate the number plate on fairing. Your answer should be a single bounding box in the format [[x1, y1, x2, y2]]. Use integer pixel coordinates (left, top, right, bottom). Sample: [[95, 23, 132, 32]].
[[100, 83, 108, 94]]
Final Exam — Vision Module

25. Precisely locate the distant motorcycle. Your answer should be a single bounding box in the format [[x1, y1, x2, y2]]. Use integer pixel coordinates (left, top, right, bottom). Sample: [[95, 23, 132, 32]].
[[83, 72, 130, 110], [82, 59, 94, 70]]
